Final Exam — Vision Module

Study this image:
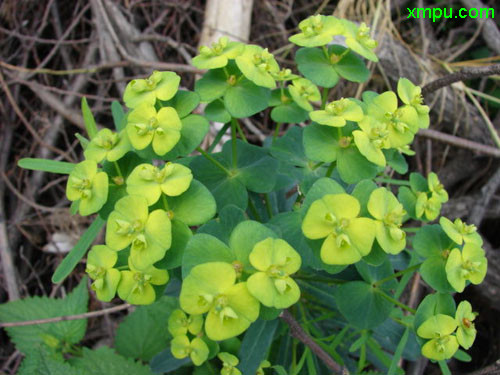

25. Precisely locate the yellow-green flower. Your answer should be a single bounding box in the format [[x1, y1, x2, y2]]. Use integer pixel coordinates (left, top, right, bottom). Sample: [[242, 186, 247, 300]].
[[397, 78, 430, 129], [367, 188, 406, 254], [126, 104, 181, 156], [84, 128, 130, 163], [179, 262, 260, 341], [415, 192, 441, 221], [439, 217, 482, 246], [256, 360, 271, 375], [85, 245, 121, 302], [428, 172, 448, 203], [192, 36, 244, 70], [246, 238, 301, 309], [126, 163, 193, 206], [235, 45, 280, 88], [218, 352, 242, 375], [352, 118, 390, 166], [445, 243, 487, 292], [105, 195, 171, 269], [309, 98, 363, 127], [289, 15, 343, 47], [342, 20, 378, 62], [288, 78, 321, 112], [302, 194, 376, 265], [171, 335, 209, 366], [123, 70, 180, 108], [66, 160, 108, 216], [168, 309, 203, 337], [117, 261, 169, 305], [455, 301, 477, 350], [417, 314, 459, 361]]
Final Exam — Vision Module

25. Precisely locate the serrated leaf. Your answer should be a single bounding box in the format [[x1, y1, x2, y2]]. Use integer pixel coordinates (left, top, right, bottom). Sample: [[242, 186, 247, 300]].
[[237, 319, 278, 375], [115, 296, 178, 361], [52, 216, 105, 283], [81, 97, 98, 139], [0, 278, 88, 354], [73, 347, 155, 375], [18, 346, 83, 375], [18, 158, 75, 174]]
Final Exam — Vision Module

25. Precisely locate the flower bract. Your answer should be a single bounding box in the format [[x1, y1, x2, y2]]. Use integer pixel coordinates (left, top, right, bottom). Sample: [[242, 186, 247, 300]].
[[235, 45, 280, 88], [309, 98, 363, 127], [192, 36, 244, 70], [170, 335, 209, 366], [445, 243, 487, 292], [66, 160, 108, 216], [168, 309, 204, 337], [126, 162, 193, 206], [85, 245, 120, 302], [455, 301, 477, 349], [117, 261, 169, 305], [126, 104, 182, 156], [302, 194, 376, 265], [289, 15, 343, 47], [105, 195, 172, 269], [288, 78, 321, 112], [179, 262, 259, 341], [428, 172, 448, 203], [342, 20, 378, 62], [84, 128, 130, 163], [247, 238, 301, 309], [123, 70, 180, 108], [439, 217, 482, 246], [218, 352, 242, 375], [415, 192, 441, 221], [417, 314, 459, 361], [397, 78, 430, 129]]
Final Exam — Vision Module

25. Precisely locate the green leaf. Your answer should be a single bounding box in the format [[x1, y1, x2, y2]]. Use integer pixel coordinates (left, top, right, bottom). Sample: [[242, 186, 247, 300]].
[[229, 221, 277, 270], [81, 97, 98, 139], [384, 149, 408, 174], [351, 179, 378, 217], [334, 281, 393, 329], [52, 216, 105, 283], [397, 186, 417, 219], [270, 126, 308, 167], [0, 278, 88, 354], [18, 346, 83, 375], [165, 180, 216, 226], [182, 233, 235, 278], [271, 102, 309, 124], [163, 114, 210, 159], [237, 319, 279, 375], [414, 293, 456, 331], [115, 296, 178, 361], [73, 347, 155, 375], [111, 101, 125, 131], [198, 204, 247, 244], [161, 90, 200, 118], [224, 79, 270, 118], [413, 225, 453, 258], [74, 133, 89, 149], [301, 177, 345, 216], [303, 123, 339, 163], [195, 68, 231, 102], [295, 48, 339, 88], [355, 258, 397, 290], [18, 158, 75, 174], [454, 349, 472, 362], [205, 100, 231, 123], [420, 256, 454, 293], [329, 45, 370, 83], [150, 349, 190, 373], [410, 172, 428, 193], [337, 145, 380, 184], [155, 220, 193, 270], [387, 327, 409, 375]]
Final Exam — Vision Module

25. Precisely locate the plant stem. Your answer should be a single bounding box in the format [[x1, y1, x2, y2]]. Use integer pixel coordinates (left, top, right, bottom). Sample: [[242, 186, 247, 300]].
[[373, 263, 422, 288], [273, 122, 282, 144], [233, 118, 248, 143], [162, 194, 169, 210], [376, 290, 417, 314], [403, 227, 421, 233], [321, 87, 329, 109], [230, 118, 238, 169], [375, 177, 411, 186], [321, 45, 330, 60], [264, 193, 273, 218], [196, 147, 231, 175], [207, 122, 231, 153], [247, 197, 262, 222], [113, 161, 123, 178], [325, 162, 335, 177], [311, 161, 324, 170]]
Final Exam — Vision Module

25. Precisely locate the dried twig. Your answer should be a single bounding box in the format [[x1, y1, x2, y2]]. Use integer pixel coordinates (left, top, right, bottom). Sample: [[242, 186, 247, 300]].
[[0, 304, 131, 328]]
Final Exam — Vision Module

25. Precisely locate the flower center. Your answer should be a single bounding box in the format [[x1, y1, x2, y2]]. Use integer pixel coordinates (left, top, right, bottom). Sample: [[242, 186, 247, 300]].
[[71, 177, 92, 198], [339, 136, 352, 148], [326, 99, 348, 115], [213, 294, 238, 322]]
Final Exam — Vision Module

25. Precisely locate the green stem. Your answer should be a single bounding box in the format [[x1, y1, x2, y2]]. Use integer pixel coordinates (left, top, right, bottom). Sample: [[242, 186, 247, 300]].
[[234, 118, 248, 143], [230, 118, 238, 169], [311, 161, 324, 170], [196, 147, 231, 175], [162, 194, 170, 210], [403, 227, 421, 233], [247, 197, 262, 222], [321, 87, 329, 109], [375, 177, 411, 186], [321, 45, 330, 60], [113, 161, 123, 178], [273, 122, 283, 144], [377, 290, 417, 314], [325, 162, 335, 177], [264, 194, 273, 219], [207, 122, 231, 153], [373, 263, 422, 288], [223, 66, 230, 78]]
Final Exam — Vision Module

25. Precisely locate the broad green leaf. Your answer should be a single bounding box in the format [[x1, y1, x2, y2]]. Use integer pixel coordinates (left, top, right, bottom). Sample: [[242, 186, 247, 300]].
[[301, 177, 345, 216], [271, 102, 309, 124], [414, 293, 456, 331], [237, 319, 279, 374], [52, 216, 105, 283], [165, 180, 216, 226], [384, 149, 408, 174], [155, 220, 193, 270], [182, 234, 235, 278], [18, 346, 83, 375], [205, 100, 231, 123], [115, 296, 178, 361], [0, 278, 88, 354], [81, 97, 98, 139], [337, 145, 380, 184], [330, 45, 370, 83], [73, 347, 155, 375], [303, 123, 339, 163], [420, 256, 455, 293], [198, 204, 247, 244], [410, 172, 428, 193], [111, 101, 125, 131], [413, 225, 453, 258], [195, 67, 231, 102], [351, 179, 378, 217], [163, 114, 210, 159], [150, 348, 190, 373], [355, 258, 397, 290], [161, 90, 200, 118], [18, 158, 75, 174], [295, 47, 339, 88], [334, 281, 393, 329], [270, 126, 308, 167], [397, 186, 417, 219], [224, 79, 270, 118], [74, 133, 89, 149]]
